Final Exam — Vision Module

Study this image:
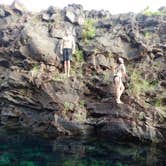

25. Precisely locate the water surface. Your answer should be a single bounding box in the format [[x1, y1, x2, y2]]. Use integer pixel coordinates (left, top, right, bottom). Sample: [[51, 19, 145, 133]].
[[0, 129, 165, 166]]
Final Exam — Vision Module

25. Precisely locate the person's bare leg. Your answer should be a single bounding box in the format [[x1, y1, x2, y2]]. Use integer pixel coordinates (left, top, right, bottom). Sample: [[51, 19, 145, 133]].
[[119, 83, 125, 98], [64, 61, 67, 76], [116, 86, 122, 103], [67, 60, 70, 77], [114, 77, 122, 103], [118, 83, 125, 103]]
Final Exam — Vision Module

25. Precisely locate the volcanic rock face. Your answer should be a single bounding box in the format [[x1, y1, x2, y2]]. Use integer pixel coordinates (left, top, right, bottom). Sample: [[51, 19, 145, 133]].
[[0, 3, 165, 143]]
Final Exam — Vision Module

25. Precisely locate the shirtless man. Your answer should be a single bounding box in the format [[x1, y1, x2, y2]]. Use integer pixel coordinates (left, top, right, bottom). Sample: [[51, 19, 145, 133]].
[[60, 30, 75, 77], [113, 57, 128, 104]]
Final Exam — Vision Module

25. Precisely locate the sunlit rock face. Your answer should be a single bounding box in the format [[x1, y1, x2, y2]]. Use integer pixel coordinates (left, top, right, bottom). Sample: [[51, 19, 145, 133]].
[[0, 2, 165, 143]]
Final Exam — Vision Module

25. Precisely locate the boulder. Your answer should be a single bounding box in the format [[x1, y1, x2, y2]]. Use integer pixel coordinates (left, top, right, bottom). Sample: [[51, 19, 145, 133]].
[[49, 24, 65, 38], [86, 9, 110, 19], [11, 0, 27, 14], [158, 6, 166, 13], [64, 4, 84, 25], [0, 7, 5, 18], [96, 19, 112, 29], [22, 23, 59, 64], [41, 12, 50, 21], [47, 6, 59, 15], [86, 99, 165, 142]]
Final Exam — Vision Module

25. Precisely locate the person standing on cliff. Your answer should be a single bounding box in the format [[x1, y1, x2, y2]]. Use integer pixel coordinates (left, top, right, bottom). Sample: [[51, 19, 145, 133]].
[[60, 30, 75, 77], [113, 57, 128, 104]]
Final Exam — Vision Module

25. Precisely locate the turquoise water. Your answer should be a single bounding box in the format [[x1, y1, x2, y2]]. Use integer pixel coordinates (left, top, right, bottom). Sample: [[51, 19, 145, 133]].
[[0, 129, 165, 166]]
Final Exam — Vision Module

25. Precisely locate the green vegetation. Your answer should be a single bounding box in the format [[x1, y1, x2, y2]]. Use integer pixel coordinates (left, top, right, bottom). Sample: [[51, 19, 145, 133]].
[[128, 66, 165, 112], [72, 100, 86, 122], [103, 71, 110, 82], [73, 50, 84, 62], [64, 102, 74, 111], [53, 73, 66, 81], [155, 98, 166, 112], [30, 64, 40, 76], [70, 64, 84, 77], [144, 31, 152, 39], [79, 100, 85, 109], [141, 6, 166, 16], [73, 110, 86, 122], [143, 31, 159, 44], [71, 49, 84, 77], [82, 18, 96, 42], [128, 70, 157, 98], [155, 98, 162, 108]]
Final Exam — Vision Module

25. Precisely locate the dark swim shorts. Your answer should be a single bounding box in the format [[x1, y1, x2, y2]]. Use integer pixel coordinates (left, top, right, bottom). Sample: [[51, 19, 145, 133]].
[[63, 48, 72, 61]]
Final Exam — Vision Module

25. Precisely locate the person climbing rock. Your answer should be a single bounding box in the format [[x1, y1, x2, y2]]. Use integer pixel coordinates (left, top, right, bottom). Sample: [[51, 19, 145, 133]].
[[60, 30, 75, 77], [113, 57, 128, 104]]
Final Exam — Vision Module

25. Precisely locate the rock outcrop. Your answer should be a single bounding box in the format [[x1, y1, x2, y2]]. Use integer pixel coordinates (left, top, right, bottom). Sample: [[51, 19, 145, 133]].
[[0, 2, 165, 143]]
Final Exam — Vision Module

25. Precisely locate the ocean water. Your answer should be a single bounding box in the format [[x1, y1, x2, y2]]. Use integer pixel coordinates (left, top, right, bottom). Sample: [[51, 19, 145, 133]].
[[0, 129, 165, 166]]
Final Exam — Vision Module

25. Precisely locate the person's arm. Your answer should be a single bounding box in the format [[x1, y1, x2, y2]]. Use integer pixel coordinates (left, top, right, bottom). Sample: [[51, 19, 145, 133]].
[[121, 64, 129, 80], [72, 37, 75, 54], [60, 38, 63, 55], [112, 64, 116, 74], [122, 64, 129, 82]]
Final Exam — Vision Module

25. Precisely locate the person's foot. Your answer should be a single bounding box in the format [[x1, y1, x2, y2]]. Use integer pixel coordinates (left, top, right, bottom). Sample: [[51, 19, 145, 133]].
[[116, 99, 123, 104]]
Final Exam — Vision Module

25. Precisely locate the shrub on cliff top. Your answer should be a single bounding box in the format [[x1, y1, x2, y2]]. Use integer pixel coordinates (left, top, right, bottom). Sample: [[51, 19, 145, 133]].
[[82, 18, 96, 42], [141, 6, 166, 16]]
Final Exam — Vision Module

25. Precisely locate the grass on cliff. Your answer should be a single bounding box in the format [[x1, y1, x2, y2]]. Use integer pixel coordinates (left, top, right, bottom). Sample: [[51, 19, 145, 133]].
[[70, 49, 84, 77], [128, 69, 157, 98], [63, 100, 86, 122], [141, 6, 166, 16], [30, 64, 40, 77], [155, 98, 166, 112], [144, 32, 152, 39], [82, 18, 96, 43], [103, 71, 111, 82], [53, 73, 66, 81], [64, 102, 75, 111], [73, 50, 84, 62]]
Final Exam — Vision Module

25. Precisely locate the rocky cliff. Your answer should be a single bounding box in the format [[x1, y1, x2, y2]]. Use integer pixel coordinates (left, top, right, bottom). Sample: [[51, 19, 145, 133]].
[[0, 2, 166, 143]]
